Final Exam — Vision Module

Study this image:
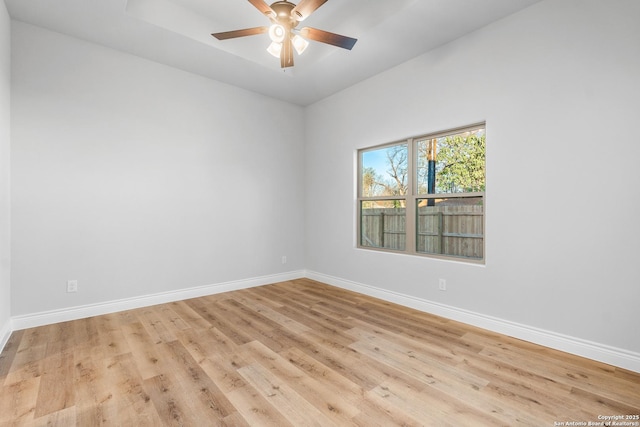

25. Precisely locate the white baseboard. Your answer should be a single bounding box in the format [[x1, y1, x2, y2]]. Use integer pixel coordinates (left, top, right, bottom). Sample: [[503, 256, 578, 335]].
[[305, 270, 640, 374], [4, 269, 639, 374], [10, 270, 305, 331]]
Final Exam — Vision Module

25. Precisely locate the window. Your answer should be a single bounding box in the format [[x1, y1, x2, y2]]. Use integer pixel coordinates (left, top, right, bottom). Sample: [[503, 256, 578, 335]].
[[358, 124, 485, 262]]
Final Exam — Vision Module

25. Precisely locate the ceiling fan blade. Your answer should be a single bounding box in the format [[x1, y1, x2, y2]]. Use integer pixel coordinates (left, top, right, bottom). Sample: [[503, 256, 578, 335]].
[[291, 0, 328, 21], [281, 38, 294, 68], [247, 0, 276, 19], [299, 27, 357, 50], [212, 26, 269, 40]]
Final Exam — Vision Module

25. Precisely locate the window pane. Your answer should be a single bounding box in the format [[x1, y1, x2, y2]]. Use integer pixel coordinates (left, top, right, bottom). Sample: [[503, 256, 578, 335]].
[[416, 128, 485, 195], [361, 143, 408, 197], [360, 200, 406, 251], [416, 196, 483, 259]]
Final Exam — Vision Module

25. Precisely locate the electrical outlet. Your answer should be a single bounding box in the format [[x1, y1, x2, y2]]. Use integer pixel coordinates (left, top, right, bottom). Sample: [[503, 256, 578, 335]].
[[67, 280, 78, 293], [281, 256, 287, 264], [439, 278, 447, 291]]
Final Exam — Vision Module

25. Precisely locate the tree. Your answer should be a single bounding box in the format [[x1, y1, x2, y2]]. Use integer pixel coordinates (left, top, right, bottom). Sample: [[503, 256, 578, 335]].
[[384, 145, 408, 196], [435, 133, 485, 193], [360, 146, 408, 208], [361, 166, 383, 197], [361, 146, 408, 197]]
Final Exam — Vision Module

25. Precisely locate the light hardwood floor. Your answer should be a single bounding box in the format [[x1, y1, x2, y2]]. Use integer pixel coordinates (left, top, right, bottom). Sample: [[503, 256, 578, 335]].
[[0, 279, 638, 426]]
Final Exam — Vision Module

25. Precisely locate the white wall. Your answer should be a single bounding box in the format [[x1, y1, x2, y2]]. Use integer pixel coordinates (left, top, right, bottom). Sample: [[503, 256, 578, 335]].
[[305, 0, 640, 355], [0, 1, 11, 342], [10, 22, 305, 316]]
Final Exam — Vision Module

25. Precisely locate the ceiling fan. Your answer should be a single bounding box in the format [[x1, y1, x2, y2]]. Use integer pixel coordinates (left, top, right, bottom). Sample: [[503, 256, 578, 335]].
[[211, 0, 357, 68]]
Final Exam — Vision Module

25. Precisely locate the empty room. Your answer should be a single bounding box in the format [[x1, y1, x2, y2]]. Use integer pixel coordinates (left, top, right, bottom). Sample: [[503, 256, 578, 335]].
[[0, 0, 639, 425]]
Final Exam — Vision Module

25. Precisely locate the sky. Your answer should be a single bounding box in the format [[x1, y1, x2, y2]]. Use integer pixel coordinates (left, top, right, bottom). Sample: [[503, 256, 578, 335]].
[[361, 144, 406, 179]]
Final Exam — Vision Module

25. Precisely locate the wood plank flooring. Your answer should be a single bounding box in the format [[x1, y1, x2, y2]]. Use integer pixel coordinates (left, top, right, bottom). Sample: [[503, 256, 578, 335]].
[[0, 278, 638, 426]]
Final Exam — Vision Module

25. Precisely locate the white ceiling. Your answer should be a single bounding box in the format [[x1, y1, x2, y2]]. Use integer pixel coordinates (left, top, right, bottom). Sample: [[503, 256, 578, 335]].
[[5, 0, 542, 106]]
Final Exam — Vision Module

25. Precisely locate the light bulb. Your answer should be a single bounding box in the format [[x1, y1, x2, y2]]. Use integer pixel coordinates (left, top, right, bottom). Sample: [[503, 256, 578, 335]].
[[268, 24, 285, 43], [267, 41, 282, 58], [292, 35, 309, 55]]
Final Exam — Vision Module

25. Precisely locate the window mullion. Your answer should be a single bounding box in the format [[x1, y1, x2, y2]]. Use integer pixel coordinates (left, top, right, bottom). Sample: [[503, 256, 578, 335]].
[[405, 138, 416, 255]]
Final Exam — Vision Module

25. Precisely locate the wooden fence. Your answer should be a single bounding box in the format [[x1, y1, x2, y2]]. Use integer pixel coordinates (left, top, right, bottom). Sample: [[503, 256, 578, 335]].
[[361, 205, 483, 259], [361, 208, 406, 250]]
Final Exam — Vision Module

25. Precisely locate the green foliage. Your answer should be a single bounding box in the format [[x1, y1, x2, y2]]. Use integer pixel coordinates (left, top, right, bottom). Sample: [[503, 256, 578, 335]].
[[436, 134, 485, 193]]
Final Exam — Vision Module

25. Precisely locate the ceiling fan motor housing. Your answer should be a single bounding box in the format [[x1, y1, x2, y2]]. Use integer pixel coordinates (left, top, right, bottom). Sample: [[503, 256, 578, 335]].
[[270, 1, 300, 31]]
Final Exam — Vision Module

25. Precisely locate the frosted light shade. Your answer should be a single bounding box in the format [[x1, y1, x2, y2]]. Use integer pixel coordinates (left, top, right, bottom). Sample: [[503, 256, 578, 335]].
[[268, 24, 285, 43], [292, 35, 309, 55], [267, 41, 282, 58]]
